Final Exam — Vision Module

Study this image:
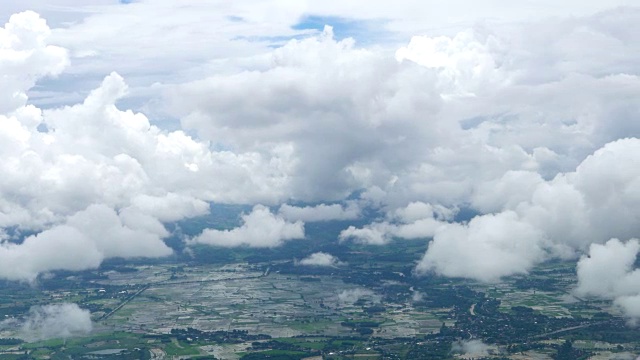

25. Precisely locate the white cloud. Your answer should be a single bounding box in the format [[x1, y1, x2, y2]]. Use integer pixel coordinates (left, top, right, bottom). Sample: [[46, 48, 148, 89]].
[[471, 171, 545, 213], [337, 288, 379, 304], [167, 9, 640, 211], [0, 204, 172, 282], [416, 138, 640, 282], [575, 239, 640, 321], [0, 225, 103, 282], [416, 211, 547, 282], [279, 202, 360, 222], [297, 252, 343, 267], [0, 13, 298, 280], [190, 205, 304, 248], [0, 11, 68, 113], [339, 202, 451, 245], [452, 339, 491, 358], [170, 26, 450, 201], [20, 303, 92, 341], [576, 239, 640, 299], [522, 138, 640, 249], [339, 223, 394, 246], [396, 30, 506, 97], [66, 204, 172, 259], [391, 202, 456, 223], [128, 193, 209, 223]]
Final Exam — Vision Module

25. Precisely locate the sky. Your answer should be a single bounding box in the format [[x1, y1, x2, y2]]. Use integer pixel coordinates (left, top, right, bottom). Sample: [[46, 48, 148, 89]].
[[2, 0, 640, 318]]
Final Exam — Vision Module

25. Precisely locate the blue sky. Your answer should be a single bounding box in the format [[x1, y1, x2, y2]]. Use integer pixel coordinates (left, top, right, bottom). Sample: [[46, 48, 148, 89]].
[[292, 15, 392, 44]]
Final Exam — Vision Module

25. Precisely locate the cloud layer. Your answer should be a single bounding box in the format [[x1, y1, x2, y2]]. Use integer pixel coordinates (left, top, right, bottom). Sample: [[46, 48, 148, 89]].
[[2, 2, 640, 304]]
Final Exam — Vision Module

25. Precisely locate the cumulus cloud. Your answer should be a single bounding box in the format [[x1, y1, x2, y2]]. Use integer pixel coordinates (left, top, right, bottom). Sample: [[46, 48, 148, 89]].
[[0, 204, 172, 282], [0, 11, 68, 113], [411, 291, 424, 302], [0, 11, 296, 280], [396, 30, 506, 97], [337, 288, 380, 304], [339, 223, 394, 245], [340, 136, 636, 282], [279, 202, 360, 222], [416, 138, 640, 282], [167, 7, 640, 215], [190, 205, 304, 248], [391, 202, 456, 223], [339, 138, 640, 283], [171, 26, 450, 201], [297, 252, 344, 267], [339, 202, 451, 245], [0, 225, 102, 282], [470, 171, 545, 214], [451, 339, 491, 358], [416, 211, 547, 282], [575, 239, 640, 321], [128, 193, 210, 223], [20, 303, 92, 341], [575, 239, 640, 298]]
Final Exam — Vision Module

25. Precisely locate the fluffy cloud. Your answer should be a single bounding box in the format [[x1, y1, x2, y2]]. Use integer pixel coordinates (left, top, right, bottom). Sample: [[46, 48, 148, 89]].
[[337, 138, 640, 283], [416, 138, 640, 281], [18, 303, 92, 341], [0, 204, 172, 282], [171, 25, 454, 201], [520, 138, 640, 249], [452, 340, 491, 358], [470, 171, 545, 214], [339, 202, 451, 245], [391, 202, 456, 223], [339, 223, 394, 246], [416, 211, 547, 282], [0, 11, 68, 113], [0, 12, 298, 280], [575, 239, 640, 321], [168, 8, 640, 212], [297, 252, 344, 267], [128, 193, 209, 223], [575, 239, 640, 298], [337, 288, 380, 304], [190, 205, 304, 248], [0, 225, 103, 282], [396, 30, 505, 97], [338, 137, 640, 282], [279, 202, 360, 222]]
